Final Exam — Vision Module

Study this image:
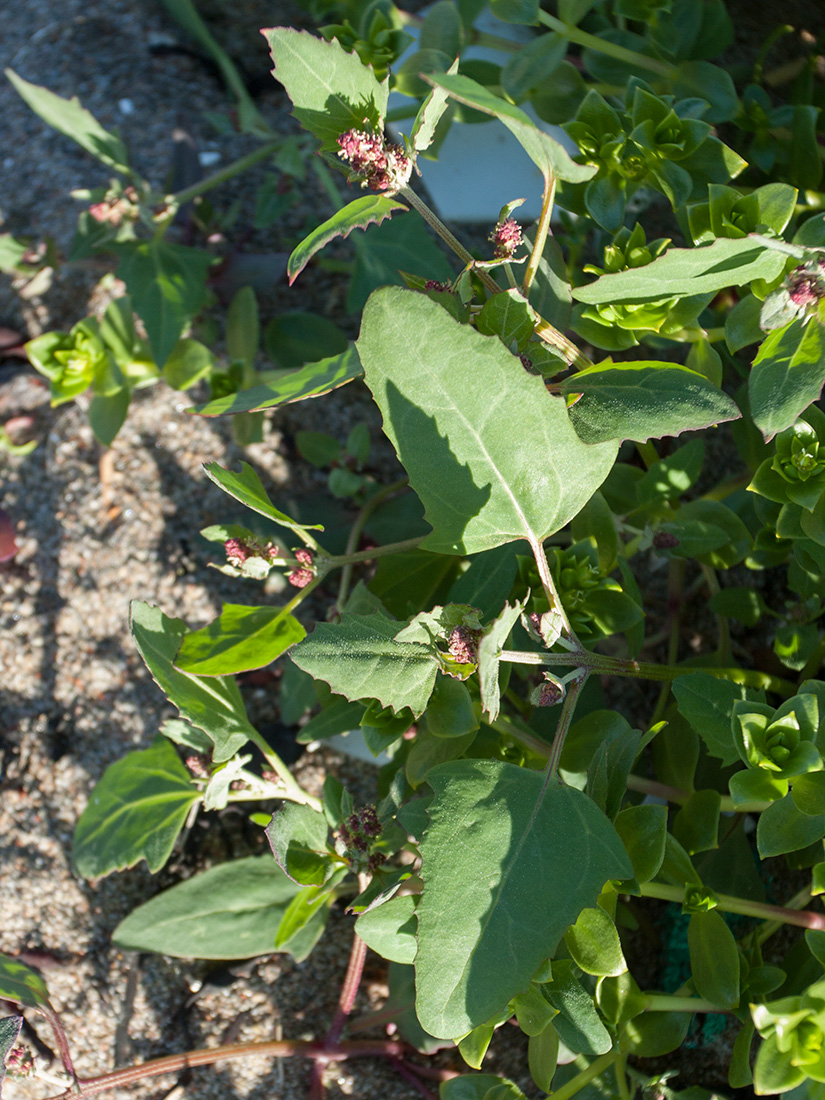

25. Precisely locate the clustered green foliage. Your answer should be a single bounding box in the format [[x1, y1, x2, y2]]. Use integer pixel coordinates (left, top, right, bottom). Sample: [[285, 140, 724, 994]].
[[5, 1, 825, 1098]]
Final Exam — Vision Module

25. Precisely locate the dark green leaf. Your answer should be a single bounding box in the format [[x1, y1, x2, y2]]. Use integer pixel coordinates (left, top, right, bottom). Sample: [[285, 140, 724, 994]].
[[672, 789, 720, 855], [688, 910, 740, 1008], [0, 954, 51, 1010], [73, 736, 198, 878], [192, 346, 362, 416], [672, 672, 750, 767], [163, 338, 215, 391], [116, 240, 212, 369], [415, 760, 631, 1038], [130, 601, 256, 762]]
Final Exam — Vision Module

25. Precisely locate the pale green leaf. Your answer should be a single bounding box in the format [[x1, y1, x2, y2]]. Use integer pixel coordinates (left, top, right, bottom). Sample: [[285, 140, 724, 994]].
[[356, 895, 418, 963], [6, 69, 130, 173], [263, 28, 389, 157], [203, 461, 322, 533], [750, 318, 825, 441], [175, 604, 305, 676]]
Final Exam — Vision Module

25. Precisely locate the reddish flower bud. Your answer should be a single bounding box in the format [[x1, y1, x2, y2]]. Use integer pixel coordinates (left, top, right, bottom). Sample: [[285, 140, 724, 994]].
[[490, 217, 523, 259], [653, 530, 680, 550], [337, 127, 412, 193], [288, 568, 314, 588], [225, 537, 252, 565], [448, 625, 480, 665]]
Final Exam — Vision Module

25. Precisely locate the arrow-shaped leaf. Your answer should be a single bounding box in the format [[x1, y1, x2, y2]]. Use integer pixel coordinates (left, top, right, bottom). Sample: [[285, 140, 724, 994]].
[[416, 760, 632, 1038], [357, 288, 617, 554]]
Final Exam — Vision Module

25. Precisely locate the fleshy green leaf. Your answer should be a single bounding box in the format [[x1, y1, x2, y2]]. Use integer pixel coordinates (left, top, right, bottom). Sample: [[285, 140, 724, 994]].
[[6, 69, 130, 173], [423, 72, 596, 183], [203, 461, 322, 534], [572, 238, 788, 304], [112, 857, 324, 959], [564, 906, 626, 977], [749, 318, 825, 441], [73, 736, 198, 878], [688, 910, 740, 1008], [415, 760, 631, 1038], [757, 791, 825, 858], [130, 601, 256, 762], [263, 28, 389, 157], [288, 197, 407, 284], [357, 288, 617, 555], [562, 363, 740, 445], [291, 614, 439, 715], [192, 345, 362, 417], [175, 604, 305, 676]]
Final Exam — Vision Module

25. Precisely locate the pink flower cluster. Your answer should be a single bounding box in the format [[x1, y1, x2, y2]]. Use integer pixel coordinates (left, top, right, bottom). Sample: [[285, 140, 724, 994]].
[[337, 128, 412, 193], [288, 547, 315, 589], [490, 216, 523, 259]]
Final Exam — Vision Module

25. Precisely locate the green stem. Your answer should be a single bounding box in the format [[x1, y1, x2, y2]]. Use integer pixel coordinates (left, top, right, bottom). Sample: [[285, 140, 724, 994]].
[[498, 648, 795, 695], [325, 535, 425, 568], [643, 994, 723, 1014], [247, 727, 321, 811], [170, 141, 281, 205], [636, 440, 659, 470], [701, 563, 731, 664], [400, 186, 590, 369], [625, 772, 768, 814], [640, 881, 825, 931], [538, 12, 678, 79], [522, 174, 556, 296], [550, 1051, 624, 1100], [755, 887, 815, 946], [699, 473, 751, 502], [528, 534, 577, 642], [336, 479, 409, 611], [400, 185, 480, 270]]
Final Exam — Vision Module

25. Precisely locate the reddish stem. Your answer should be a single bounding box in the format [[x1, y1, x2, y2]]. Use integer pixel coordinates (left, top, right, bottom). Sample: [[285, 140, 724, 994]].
[[45, 1039, 408, 1100]]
